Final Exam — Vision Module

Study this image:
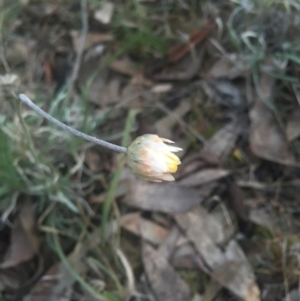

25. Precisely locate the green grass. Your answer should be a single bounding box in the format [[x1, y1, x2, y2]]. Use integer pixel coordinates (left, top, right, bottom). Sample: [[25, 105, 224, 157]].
[[0, 2, 23, 34], [100, 109, 138, 238], [225, 0, 300, 134], [112, 3, 168, 60], [0, 129, 25, 209], [0, 84, 138, 298], [1, 0, 300, 298], [0, 88, 98, 215], [227, 0, 300, 72]]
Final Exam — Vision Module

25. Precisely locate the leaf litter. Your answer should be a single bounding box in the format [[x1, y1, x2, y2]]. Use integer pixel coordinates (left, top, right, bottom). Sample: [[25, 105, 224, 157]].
[[249, 73, 296, 166], [0, 200, 40, 269], [175, 206, 260, 301], [120, 178, 206, 213], [2, 1, 300, 301], [142, 243, 191, 301]]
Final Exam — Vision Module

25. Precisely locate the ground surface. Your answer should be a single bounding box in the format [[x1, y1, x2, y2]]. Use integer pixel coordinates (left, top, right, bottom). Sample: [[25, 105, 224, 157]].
[[1, 0, 300, 300]]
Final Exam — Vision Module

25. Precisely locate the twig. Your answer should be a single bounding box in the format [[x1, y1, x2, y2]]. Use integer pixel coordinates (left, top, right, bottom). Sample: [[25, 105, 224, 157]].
[[18, 94, 127, 154], [67, 0, 88, 97]]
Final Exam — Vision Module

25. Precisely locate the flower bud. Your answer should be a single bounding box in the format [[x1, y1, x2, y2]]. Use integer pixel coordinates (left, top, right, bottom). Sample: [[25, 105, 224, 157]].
[[126, 134, 182, 182]]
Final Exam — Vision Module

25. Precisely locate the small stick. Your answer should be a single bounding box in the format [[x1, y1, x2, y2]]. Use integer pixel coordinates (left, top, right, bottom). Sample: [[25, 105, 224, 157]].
[[18, 94, 127, 154]]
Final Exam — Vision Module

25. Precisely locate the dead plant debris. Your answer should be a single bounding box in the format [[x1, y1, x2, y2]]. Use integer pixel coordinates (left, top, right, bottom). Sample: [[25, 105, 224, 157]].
[[1, 1, 300, 301]]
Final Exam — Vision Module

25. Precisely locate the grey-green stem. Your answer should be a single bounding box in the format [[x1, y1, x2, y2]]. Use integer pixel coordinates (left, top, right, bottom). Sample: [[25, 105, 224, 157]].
[[18, 94, 127, 154]]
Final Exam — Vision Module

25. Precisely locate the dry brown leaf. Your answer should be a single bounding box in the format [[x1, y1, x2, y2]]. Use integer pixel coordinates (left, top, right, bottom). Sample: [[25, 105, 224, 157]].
[[168, 18, 216, 63], [201, 119, 244, 161], [120, 179, 207, 213], [4, 40, 29, 66], [176, 206, 227, 245], [202, 79, 247, 108], [155, 100, 191, 138], [175, 206, 260, 301], [144, 19, 214, 79], [249, 74, 295, 165], [282, 288, 299, 301], [260, 285, 283, 301], [110, 57, 141, 77], [78, 57, 121, 107], [85, 149, 103, 173], [227, 179, 250, 224], [179, 168, 230, 187], [23, 243, 87, 301], [0, 73, 21, 101], [93, 2, 114, 24], [175, 151, 219, 180], [121, 213, 170, 245], [120, 77, 151, 108], [249, 207, 274, 229], [154, 49, 204, 81], [0, 269, 23, 290], [136, 228, 185, 301], [88, 193, 105, 204], [0, 202, 40, 269], [142, 243, 191, 301], [286, 108, 300, 142], [19, 201, 40, 253], [71, 31, 113, 51], [171, 242, 203, 269], [23, 263, 73, 301], [100, 77, 121, 106], [206, 54, 245, 79], [151, 83, 173, 94], [158, 226, 182, 259]]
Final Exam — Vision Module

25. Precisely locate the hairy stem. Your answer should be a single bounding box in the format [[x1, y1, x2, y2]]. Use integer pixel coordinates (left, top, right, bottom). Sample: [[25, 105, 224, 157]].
[[18, 94, 127, 154]]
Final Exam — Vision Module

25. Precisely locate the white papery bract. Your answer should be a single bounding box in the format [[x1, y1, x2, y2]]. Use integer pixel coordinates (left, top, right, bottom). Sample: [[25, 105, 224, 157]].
[[126, 134, 182, 182]]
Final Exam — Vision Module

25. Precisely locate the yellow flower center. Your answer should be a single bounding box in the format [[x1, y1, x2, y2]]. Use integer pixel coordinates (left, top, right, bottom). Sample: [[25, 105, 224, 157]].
[[166, 162, 178, 173]]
